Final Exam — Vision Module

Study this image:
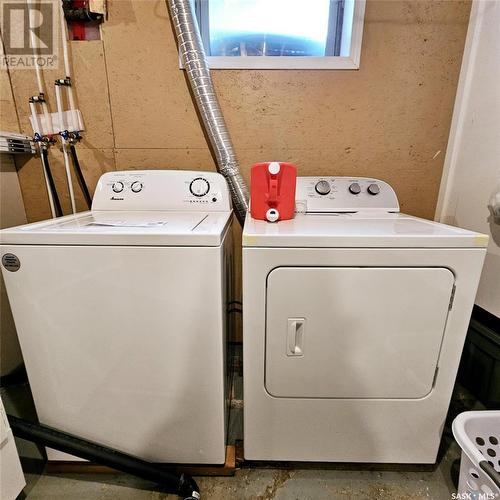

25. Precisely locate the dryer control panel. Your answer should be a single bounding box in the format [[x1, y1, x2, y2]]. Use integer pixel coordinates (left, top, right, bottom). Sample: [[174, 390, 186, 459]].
[[92, 170, 231, 211], [295, 177, 399, 213]]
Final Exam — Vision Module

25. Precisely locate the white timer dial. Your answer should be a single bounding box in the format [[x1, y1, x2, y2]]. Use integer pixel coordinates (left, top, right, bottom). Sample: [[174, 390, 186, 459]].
[[189, 178, 210, 197]]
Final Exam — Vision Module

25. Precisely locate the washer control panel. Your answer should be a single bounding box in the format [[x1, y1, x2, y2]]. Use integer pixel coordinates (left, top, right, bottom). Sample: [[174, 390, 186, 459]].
[[296, 177, 399, 213], [92, 170, 231, 211]]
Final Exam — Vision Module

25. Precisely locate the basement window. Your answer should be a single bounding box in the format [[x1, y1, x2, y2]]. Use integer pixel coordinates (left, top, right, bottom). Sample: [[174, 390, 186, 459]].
[[189, 0, 365, 69]]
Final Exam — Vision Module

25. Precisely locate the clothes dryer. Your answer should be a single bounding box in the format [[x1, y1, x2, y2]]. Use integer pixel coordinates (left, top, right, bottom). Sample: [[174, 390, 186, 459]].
[[243, 177, 487, 463]]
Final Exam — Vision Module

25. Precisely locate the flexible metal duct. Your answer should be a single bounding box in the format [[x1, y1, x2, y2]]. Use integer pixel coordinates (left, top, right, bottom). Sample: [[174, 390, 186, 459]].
[[167, 0, 249, 225]]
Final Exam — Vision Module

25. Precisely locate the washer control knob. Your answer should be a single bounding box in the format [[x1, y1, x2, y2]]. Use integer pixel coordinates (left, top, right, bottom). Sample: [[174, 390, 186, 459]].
[[349, 182, 361, 195], [190, 177, 210, 197], [112, 181, 124, 193], [131, 181, 143, 193], [367, 183, 380, 195], [315, 180, 331, 196]]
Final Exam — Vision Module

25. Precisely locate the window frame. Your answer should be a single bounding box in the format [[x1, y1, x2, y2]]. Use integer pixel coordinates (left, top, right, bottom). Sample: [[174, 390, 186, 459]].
[[182, 0, 366, 70]]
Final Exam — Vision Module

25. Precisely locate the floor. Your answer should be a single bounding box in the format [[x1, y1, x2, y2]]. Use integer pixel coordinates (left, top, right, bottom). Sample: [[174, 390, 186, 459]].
[[2, 360, 481, 500], [19, 463, 459, 500]]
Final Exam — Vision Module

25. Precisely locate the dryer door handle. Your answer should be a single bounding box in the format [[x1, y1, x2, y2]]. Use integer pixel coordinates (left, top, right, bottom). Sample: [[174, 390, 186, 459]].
[[287, 318, 305, 356]]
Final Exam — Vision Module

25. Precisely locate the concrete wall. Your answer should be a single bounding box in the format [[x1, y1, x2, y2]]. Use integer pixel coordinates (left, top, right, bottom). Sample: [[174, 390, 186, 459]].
[[436, 0, 500, 318]]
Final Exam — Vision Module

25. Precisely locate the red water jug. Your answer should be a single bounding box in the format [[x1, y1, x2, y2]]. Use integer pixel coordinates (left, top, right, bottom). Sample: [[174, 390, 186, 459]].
[[250, 162, 297, 222]]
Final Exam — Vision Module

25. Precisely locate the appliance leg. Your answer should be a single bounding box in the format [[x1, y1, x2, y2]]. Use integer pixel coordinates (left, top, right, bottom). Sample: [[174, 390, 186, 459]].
[[7, 415, 200, 500]]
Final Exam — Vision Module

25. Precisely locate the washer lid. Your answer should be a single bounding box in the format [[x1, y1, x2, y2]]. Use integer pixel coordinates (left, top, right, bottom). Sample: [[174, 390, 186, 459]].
[[242, 212, 489, 248], [0, 211, 232, 246]]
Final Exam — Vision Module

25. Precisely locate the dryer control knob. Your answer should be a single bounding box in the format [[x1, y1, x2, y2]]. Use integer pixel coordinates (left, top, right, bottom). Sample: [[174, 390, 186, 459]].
[[315, 180, 331, 196], [367, 183, 380, 195], [112, 181, 124, 193], [349, 182, 361, 195], [131, 181, 143, 193]]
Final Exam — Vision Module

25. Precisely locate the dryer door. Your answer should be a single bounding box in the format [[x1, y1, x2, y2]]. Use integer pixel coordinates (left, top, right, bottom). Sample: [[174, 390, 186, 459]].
[[265, 267, 454, 399]]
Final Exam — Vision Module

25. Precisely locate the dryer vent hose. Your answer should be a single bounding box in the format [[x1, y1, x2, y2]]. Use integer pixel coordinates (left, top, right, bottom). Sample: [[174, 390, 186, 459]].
[[166, 0, 249, 226], [7, 414, 200, 500]]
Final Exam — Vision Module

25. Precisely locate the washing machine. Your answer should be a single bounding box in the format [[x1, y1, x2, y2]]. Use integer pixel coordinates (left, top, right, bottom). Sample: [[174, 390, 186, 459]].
[[243, 176, 488, 463], [0, 170, 233, 464]]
